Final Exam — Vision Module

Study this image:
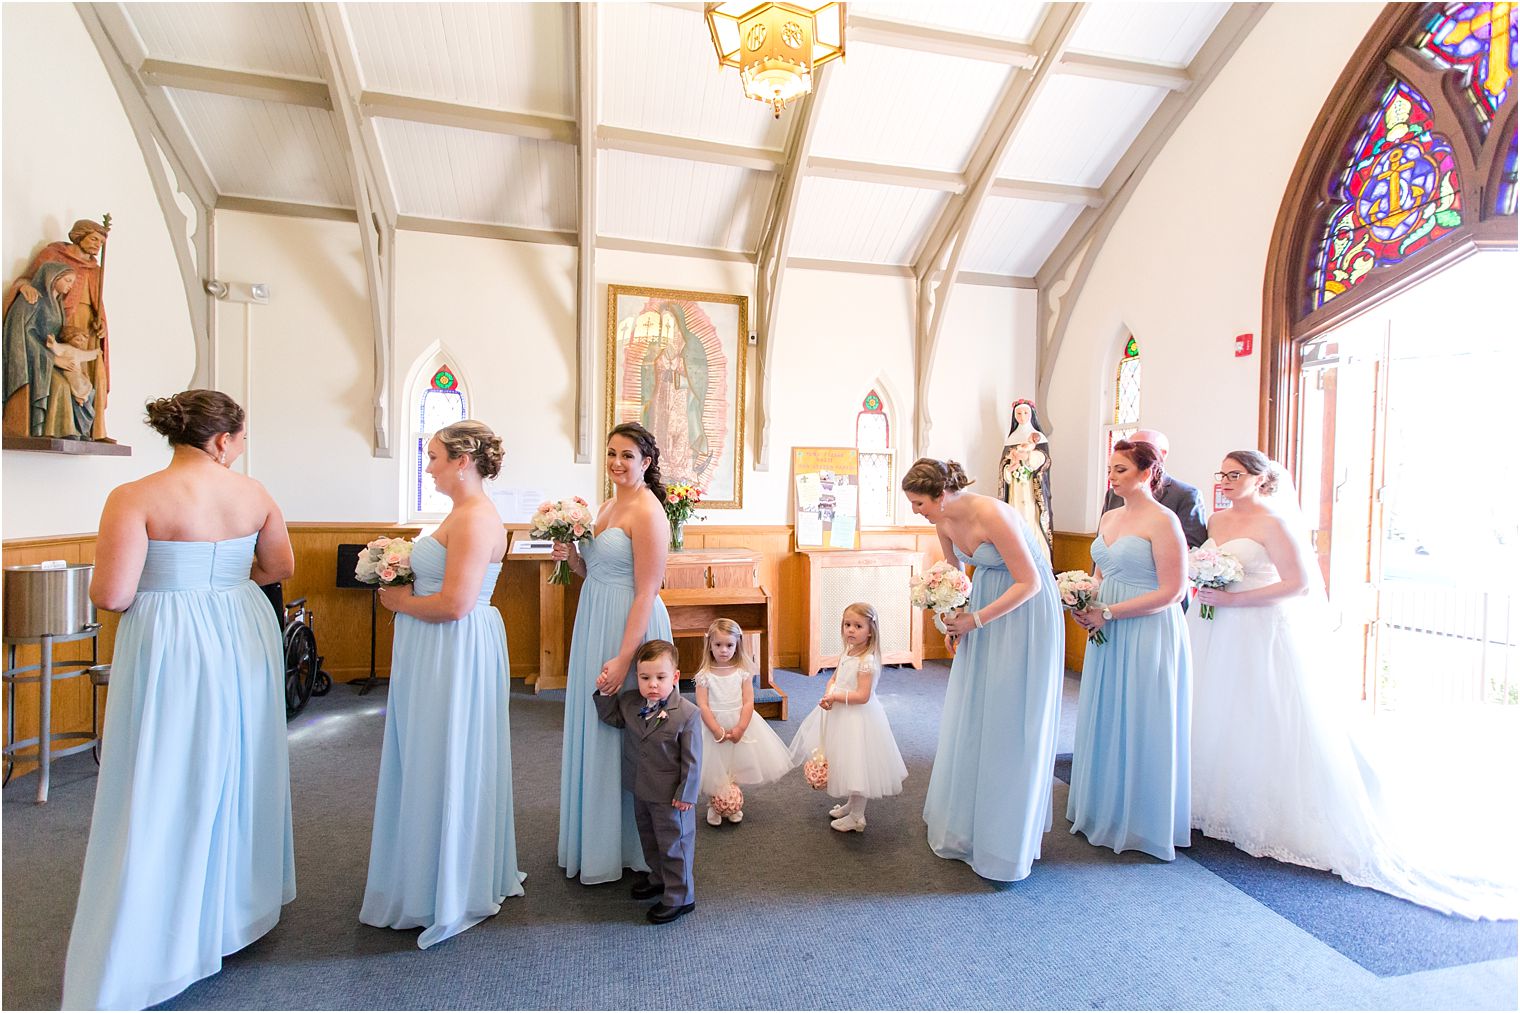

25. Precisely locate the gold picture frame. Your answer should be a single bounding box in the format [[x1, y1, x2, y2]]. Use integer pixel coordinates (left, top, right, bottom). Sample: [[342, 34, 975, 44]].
[[605, 284, 748, 508]]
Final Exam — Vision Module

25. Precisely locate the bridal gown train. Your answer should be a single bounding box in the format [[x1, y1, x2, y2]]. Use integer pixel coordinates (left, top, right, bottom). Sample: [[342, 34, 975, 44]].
[[1189, 536, 1517, 919]]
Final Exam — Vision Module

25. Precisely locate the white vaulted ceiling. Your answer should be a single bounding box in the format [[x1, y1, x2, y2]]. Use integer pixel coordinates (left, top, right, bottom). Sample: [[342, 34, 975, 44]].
[[101, 0, 1251, 283]]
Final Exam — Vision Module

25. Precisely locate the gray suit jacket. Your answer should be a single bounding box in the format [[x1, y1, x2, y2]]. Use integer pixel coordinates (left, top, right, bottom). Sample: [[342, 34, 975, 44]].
[[594, 689, 703, 806], [1103, 474, 1208, 549]]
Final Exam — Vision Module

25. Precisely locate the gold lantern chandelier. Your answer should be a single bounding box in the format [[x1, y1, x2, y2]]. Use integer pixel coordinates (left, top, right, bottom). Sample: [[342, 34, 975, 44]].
[[704, 2, 846, 118]]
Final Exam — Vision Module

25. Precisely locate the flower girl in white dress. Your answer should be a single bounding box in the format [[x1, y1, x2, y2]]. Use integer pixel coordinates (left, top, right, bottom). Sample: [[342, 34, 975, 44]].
[[789, 602, 908, 832], [694, 618, 794, 826]]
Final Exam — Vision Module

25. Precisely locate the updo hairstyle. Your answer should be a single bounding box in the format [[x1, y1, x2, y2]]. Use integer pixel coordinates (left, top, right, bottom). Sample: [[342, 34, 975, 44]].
[[608, 421, 667, 503], [144, 389, 245, 448], [435, 420, 504, 480], [1225, 450, 1279, 495], [1112, 439, 1164, 494], [900, 458, 975, 498]]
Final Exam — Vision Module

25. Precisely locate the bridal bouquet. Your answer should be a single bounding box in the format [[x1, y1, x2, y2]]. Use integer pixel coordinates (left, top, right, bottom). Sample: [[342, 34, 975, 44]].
[[355, 537, 416, 587], [1055, 570, 1107, 645], [530, 497, 595, 585], [909, 561, 973, 636], [1187, 545, 1245, 619], [711, 781, 744, 817]]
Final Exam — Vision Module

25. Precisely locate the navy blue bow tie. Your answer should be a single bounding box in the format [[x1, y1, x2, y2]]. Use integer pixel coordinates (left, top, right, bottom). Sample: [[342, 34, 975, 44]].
[[639, 701, 663, 718]]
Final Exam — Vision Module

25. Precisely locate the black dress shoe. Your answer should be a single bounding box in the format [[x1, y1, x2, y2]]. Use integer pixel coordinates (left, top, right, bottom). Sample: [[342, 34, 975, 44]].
[[630, 880, 663, 900], [646, 901, 695, 924]]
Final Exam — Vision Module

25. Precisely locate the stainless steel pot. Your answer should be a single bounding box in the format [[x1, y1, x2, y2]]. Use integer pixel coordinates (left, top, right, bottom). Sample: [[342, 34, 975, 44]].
[[3, 563, 96, 639]]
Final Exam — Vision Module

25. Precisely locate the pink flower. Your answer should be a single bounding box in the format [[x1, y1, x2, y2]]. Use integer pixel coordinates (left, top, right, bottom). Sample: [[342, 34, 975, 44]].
[[572, 523, 587, 537], [367, 538, 389, 550], [383, 551, 404, 566], [378, 566, 397, 582]]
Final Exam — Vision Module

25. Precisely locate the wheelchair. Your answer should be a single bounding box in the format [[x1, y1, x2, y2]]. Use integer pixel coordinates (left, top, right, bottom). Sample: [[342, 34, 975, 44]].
[[260, 582, 332, 718]]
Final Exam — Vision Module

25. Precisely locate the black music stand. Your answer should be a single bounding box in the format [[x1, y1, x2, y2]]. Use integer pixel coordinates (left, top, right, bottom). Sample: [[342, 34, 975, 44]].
[[336, 543, 387, 695]]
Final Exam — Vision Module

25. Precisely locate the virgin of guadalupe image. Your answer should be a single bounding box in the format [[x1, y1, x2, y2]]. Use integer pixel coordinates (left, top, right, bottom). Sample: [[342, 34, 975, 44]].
[[997, 398, 1054, 561], [638, 307, 712, 483]]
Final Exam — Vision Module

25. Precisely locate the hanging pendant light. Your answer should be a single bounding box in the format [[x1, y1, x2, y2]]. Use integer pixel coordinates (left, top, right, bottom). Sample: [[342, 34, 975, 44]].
[[704, 2, 846, 118]]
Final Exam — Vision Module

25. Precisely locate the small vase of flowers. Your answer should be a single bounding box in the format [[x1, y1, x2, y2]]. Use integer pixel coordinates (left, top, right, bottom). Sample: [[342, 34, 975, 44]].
[[663, 483, 704, 552]]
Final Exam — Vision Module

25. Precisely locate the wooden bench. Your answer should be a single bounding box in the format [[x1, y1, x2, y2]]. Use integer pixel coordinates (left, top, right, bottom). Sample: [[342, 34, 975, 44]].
[[661, 586, 785, 720]]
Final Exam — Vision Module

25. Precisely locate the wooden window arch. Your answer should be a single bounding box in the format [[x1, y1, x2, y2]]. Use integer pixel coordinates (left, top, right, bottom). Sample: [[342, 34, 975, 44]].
[[1260, 2, 1517, 470]]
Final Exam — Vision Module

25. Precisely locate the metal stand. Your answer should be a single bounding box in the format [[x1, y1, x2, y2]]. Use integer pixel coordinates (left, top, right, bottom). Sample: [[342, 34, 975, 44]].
[[347, 588, 388, 696], [4, 624, 103, 803]]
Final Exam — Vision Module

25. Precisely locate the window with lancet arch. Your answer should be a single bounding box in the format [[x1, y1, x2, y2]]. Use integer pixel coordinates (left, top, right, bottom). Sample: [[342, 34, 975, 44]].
[[856, 389, 895, 526], [1104, 335, 1142, 462], [410, 364, 469, 519], [1262, 2, 1517, 462]]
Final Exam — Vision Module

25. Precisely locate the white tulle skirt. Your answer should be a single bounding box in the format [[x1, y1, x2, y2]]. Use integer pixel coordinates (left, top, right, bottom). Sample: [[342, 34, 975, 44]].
[[698, 703, 794, 795], [788, 697, 906, 800], [1189, 596, 1518, 920]]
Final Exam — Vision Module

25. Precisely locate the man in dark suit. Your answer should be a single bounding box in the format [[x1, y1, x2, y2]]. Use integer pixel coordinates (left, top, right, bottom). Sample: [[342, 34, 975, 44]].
[[1102, 428, 1209, 548], [595, 639, 702, 924]]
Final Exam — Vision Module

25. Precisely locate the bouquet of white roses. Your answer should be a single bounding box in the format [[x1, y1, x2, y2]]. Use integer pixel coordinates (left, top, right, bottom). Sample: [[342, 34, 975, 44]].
[[355, 537, 416, 587], [530, 496, 596, 585], [909, 561, 973, 636], [1055, 569, 1107, 645], [1187, 545, 1245, 619]]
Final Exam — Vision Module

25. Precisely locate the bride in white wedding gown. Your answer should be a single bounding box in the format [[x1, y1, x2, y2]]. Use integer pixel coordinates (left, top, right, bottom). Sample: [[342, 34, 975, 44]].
[[1188, 450, 1516, 920]]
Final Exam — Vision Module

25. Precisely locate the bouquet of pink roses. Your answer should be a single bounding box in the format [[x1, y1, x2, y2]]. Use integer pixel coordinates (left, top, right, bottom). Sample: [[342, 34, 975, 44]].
[[1187, 544, 1245, 619], [355, 537, 416, 587], [530, 496, 595, 585], [909, 561, 974, 636], [802, 748, 829, 791], [710, 781, 744, 817], [1055, 569, 1107, 645]]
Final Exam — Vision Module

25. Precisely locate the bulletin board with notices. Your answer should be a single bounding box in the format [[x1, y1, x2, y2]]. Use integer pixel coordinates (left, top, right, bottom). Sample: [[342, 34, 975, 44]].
[[792, 447, 860, 550]]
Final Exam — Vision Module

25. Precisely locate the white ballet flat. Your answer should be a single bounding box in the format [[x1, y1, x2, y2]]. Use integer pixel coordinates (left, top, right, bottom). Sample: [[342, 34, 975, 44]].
[[830, 813, 866, 833], [828, 803, 850, 819], [706, 805, 722, 826], [726, 809, 743, 824]]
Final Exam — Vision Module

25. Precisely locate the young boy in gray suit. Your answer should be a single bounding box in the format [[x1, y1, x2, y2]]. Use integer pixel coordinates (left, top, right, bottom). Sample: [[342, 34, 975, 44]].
[[594, 639, 702, 924]]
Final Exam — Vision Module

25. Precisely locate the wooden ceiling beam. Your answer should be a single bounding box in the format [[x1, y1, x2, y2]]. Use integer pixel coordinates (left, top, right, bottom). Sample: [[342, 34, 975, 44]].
[[597, 125, 785, 171], [138, 58, 331, 109], [847, 15, 1040, 67], [988, 178, 1104, 206], [361, 91, 577, 144], [806, 157, 965, 193], [1054, 52, 1192, 92], [574, 3, 599, 463]]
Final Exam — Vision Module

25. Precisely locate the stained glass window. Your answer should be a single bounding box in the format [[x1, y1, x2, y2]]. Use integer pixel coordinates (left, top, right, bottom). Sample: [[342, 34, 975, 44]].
[[413, 365, 468, 517], [1499, 129, 1519, 215], [1311, 80, 1463, 310], [856, 390, 893, 525], [1114, 338, 1141, 426], [1413, 2, 1516, 130]]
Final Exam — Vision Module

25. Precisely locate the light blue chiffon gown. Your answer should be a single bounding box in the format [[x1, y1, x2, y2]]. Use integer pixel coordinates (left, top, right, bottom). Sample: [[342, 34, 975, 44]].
[[361, 536, 524, 948], [924, 521, 1065, 881], [1066, 534, 1192, 861], [62, 534, 295, 1011], [558, 528, 671, 884]]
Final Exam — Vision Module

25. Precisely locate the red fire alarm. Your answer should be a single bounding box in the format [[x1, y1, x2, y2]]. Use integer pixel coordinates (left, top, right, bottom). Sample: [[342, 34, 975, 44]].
[[1234, 333, 1254, 357]]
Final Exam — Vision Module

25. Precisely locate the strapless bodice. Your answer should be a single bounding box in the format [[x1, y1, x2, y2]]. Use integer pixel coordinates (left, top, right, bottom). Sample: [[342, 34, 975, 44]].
[[1090, 534, 1159, 591], [1207, 537, 1278, 592], [954, 541, 1006, 571], [138, 533, 258, 591], [410, 535, 501, 606], [580, 527, 636, 589]]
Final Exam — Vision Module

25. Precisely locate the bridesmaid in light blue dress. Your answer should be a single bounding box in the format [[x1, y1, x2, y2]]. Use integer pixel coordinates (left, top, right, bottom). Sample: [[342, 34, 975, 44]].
[[63, 391, 296, 1010], [362, 421, 523, 948], [902, 458, 1065, 882], [1068, 439, 1192, 861], [554, 422, 672, 886]]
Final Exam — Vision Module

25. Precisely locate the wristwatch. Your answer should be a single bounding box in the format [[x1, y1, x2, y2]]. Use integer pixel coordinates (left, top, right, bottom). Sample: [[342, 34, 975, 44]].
[[1101, 606, 1114, 621]]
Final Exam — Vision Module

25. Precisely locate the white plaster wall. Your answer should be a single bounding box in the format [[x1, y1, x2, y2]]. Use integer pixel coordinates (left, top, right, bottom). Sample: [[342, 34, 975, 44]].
[[212, 214, 1031, 525], [1043, 2, 1384, 533], [1, 4, 196, 538]]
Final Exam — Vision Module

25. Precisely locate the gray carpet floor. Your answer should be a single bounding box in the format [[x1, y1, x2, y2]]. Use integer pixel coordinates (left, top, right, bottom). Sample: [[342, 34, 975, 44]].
[[4, 663, 1516, 1010]]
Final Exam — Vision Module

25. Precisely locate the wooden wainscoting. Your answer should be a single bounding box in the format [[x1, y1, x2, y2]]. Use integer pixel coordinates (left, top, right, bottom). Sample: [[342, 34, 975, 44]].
[[1053, 530, 1097, 673]]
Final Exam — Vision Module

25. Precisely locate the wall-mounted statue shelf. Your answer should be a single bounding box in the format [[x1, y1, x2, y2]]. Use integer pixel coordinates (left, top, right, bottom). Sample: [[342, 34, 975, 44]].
[[3, 436, 129, 456]]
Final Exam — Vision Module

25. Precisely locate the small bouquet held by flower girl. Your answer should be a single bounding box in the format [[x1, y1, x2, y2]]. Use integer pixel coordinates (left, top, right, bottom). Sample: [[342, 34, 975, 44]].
[[530, 497, 596, 585], [711, 781, 744, 817], [1187, 545, 1245, 619], [802, 748, 830, 791], [909, 561, 973, 636], [1055, 570, 1107, 644], [355, 537, 416, 587]]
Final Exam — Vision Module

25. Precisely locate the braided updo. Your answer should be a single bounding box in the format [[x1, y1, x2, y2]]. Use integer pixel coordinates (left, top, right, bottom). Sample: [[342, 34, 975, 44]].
[[608, 422, 667, 503], [435, 420, 504, 480], [144, 389, 245, 448], [900, 457, 975, 498]]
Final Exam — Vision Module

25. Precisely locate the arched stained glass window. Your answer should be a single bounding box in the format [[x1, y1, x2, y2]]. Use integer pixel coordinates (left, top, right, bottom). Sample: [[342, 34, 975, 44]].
[[1413, 3, 1516, 128], [412, 364, 468, 518], [1311, 81, 1462, 309], [1114, 336, 1141, 427], [856, 388, 895, 526]]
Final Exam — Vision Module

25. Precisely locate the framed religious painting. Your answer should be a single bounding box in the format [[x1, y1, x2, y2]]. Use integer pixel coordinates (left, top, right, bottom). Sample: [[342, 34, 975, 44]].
[[605, 285, 748, 508]]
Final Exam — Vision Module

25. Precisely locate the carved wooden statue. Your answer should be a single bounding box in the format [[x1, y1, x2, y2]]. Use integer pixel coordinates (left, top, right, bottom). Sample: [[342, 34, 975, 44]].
[[3, 216, 112, 441]]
